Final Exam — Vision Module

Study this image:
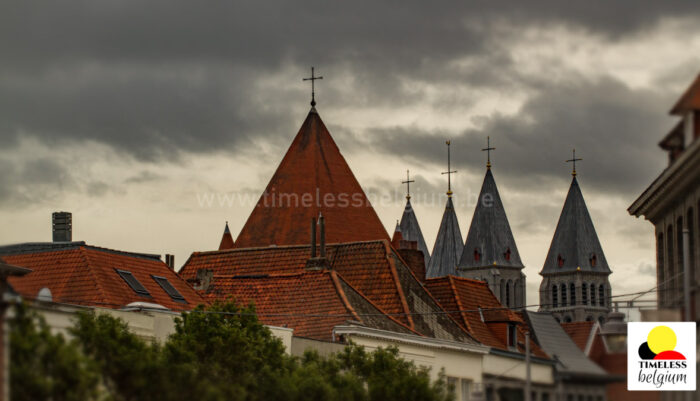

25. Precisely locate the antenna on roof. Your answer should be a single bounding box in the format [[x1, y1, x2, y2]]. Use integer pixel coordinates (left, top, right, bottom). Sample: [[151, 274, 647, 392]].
[[303, 66, 323, 107], [441, 140, 457, 196]]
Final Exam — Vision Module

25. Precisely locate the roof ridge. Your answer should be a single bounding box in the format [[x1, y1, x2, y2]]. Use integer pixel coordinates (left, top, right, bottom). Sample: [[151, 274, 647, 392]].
[[78, 246, 110, 306], [447, 275, 474, 334], [383, 241, 415, 330], [329, 270, 362, 323], [193, 239, 388, 256]]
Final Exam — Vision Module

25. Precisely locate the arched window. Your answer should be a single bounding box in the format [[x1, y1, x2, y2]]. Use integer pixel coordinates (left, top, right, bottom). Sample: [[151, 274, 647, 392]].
[[561, 284, 567, 307], [500, 279, 506, 304], [590, 284, 596, 306], [657, 233, 665, 300], [506, 280, 512, 307], [504, 248, 511, 262], [570, 283, 576, 305], [598, 284, 605, 306], [552, 284, 559, 308], [558, 254, 565, 267], [590, 253, 597, 267], [582, 283, 588, 305], [667, 225, 674, 293]]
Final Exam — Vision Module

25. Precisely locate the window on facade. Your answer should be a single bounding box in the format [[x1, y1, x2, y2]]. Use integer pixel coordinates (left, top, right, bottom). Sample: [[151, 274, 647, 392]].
[[667, 225, 675, 292], [561, 283, 567, 307], [461, 379, 471, 401], [505, 280, 511, 308], [542, 393, 550, 401], [152, 275, 186, 303], [564, 316, 572, 323], [500, 279, 506, 303], [116, 269, 150, 297], [590, 253, 597, 267], [507, 323, 517, 347], [598, 284, 605, 306], [677, 217, 684, 294], [552, 285, 558, 308], [590, 284, 596, 306], [558, 254, 565, 267], [688, 208, 695, 285], [447, 377, 458, 393], [657, 233, 665, 293], [582, 283, 588, 305], [570, 283, 576, 305], [504, 248, 511, 261], [474, 248, 481, 262], [586, 316, 593, 322]]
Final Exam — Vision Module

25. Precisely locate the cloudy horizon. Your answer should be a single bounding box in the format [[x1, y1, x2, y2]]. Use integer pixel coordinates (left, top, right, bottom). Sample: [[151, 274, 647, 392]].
[[3, 1, 699, 310]]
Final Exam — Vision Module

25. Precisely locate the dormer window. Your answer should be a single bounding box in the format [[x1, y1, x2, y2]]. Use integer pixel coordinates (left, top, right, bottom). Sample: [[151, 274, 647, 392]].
[[474, 248, 481, 262], [507, 323, 517, 348], [589, 253, 597, 267], [557, 254, 565, 268], [504, 248, 511, 261]]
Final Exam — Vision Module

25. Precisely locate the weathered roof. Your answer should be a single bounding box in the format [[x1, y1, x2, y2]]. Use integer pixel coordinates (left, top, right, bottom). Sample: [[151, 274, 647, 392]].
[[218, 222, 235, 250], [426, 197, 463, 278], [670, 72, 700, 115], [234, 108, 389, 248], [201, 270, 416, 341], [2, 244, 204, 311], [524, 311, 606, 378], [541, 177, 611, 275], [560, 321, 595, 351], [425, 276, 547, 358], [399, 198, 430, 267], [181, 240, 474, 343], [459, 169, 523, 270]]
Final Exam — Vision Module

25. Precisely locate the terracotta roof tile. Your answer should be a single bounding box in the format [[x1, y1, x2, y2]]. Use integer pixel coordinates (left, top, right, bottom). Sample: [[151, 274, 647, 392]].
[[234, 109, 389, 248], [5, 245, 204, 311], [670, 72, 700, 115], [425, 276, 547, 357], [560, 321, 595, 351]]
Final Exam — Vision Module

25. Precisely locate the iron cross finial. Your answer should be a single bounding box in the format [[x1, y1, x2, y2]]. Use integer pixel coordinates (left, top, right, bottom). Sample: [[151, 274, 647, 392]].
[[482, 136, 496, 169], [566, 148, 583, 177], [401, 169, 415, 200], [302, 66, 323, 107], [442, 140, 457, 196]]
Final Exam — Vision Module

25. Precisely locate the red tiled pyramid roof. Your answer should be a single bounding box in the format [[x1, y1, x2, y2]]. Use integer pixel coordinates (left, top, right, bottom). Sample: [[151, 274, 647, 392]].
[[234, 108, 389, 248], [5, 245, 204, 311]]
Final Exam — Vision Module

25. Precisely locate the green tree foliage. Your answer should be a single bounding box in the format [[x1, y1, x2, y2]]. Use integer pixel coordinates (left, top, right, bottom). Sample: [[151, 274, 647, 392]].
[[15, 301, 453, 401], [9, 303, 98, 401]]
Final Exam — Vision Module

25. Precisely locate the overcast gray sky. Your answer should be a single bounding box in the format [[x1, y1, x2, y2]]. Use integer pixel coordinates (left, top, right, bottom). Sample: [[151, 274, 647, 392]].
[[2, 1, 699, 308]]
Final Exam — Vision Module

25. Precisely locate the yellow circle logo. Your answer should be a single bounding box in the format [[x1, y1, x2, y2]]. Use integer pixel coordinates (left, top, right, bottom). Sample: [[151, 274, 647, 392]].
[[647, 326, 677, 354]]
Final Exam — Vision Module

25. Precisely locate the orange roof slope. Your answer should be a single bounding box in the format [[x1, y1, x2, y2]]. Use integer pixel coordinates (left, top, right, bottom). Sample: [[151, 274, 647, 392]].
[[200, 270, 415, 340], [425, 276, 547, 357], [561, 321, 595, 351], [234, 108, 389, 248], [670, 72, 700, 115], [218, 222, 235, 250], [181, 240, 473, 342], [4, 245, 204, 311]]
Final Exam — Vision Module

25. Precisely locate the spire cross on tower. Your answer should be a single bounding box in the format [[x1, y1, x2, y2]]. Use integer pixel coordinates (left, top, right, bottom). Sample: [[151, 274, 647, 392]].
[[302, 66, 323, 107], [401, 169, 415, 200], [482, 136, 496, 169], [566, 148, 583, 177], [442, 140, 457, 196]]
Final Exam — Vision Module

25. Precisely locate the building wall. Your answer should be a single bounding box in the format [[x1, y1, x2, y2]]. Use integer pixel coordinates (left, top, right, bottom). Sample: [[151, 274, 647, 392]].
[[539, 273, 611, 323], [459, 268, 527, 309]]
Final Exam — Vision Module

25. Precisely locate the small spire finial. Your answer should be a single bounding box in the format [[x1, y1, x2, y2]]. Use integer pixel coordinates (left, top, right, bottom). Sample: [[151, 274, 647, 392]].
[[441, 140, 457, 196], [401, 169, 415, 200], [566, 148, 583, 177], [482, 136, 495, 169], [303, 66, 323, 107]]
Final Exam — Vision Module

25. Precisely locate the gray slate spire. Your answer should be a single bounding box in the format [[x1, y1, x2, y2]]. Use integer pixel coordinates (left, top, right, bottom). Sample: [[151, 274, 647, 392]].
[[541, 177, 610, 274], [399, 198, 430, 267], [458, 169, 523, 269], [427, 197, 463, 278]]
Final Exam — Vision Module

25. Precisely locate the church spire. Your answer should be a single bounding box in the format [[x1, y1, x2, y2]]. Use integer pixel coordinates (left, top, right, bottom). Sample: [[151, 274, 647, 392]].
[[458, 157, 523, 270], [218, 221, 235, 250], [399, 196, 431, 268], [427, 197, 463, 278]]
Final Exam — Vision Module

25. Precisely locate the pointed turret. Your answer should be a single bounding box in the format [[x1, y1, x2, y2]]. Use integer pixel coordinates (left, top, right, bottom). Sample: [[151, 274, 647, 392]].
[[218, 222, 235, 250], [427, 197, 463, 278], [399, 198, 430, 267], [234, 108, 389, 248], [458, 169, 523, 270], [538, 161, 612, 323], [541, 176, 611, 275]]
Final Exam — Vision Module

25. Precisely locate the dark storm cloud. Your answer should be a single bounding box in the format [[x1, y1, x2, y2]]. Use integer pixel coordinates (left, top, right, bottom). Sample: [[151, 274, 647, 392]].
[[362, 75, 676, 197], [1, 0, 699, 161], [0, 157, 74, 207]]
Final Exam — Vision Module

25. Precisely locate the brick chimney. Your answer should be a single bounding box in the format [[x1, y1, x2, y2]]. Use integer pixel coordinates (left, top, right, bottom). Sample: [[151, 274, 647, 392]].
[[52, 212, 72, 242], [306, 214, 329, 270], [164, 254, 175, 270]]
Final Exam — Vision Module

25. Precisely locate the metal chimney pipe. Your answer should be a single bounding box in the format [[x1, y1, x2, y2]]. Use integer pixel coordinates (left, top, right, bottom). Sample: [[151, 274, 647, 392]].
[[310, 217, 317, 258], [319, 213, 326, 258]]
